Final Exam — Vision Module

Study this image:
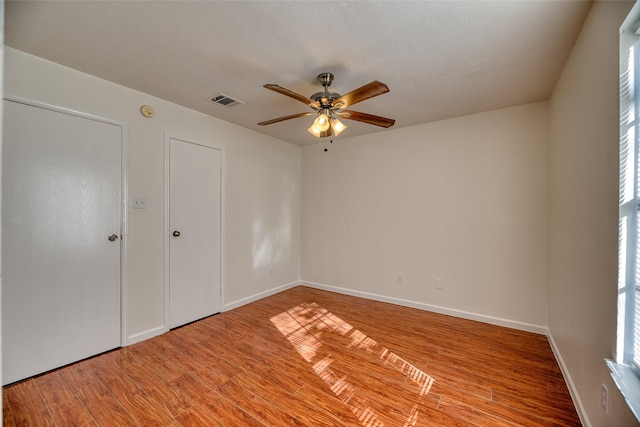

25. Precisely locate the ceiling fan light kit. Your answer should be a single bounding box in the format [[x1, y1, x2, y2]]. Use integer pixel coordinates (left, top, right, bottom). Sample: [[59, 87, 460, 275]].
[[259, 72, 395, 139], [307, 108, 347, 137]]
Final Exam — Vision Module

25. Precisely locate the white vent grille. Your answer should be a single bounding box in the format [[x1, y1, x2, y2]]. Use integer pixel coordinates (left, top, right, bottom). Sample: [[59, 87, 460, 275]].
[[211, 93, 243, 107]]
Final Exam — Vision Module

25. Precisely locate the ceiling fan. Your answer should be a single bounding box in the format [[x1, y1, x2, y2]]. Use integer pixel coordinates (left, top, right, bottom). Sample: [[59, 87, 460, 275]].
[[258, 72, 395, 138]]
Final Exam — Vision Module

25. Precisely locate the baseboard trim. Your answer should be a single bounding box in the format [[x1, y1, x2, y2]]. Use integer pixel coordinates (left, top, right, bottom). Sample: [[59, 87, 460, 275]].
[[125, 282, 301, 345], [223, 281, 300, 311], [546, 331, 591, 427], [301, 280, 548, 335], [126, 325, 167, 345]]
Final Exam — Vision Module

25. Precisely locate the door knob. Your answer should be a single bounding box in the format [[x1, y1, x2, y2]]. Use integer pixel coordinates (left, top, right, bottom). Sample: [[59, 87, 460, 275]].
[[173, 230, 181, 237], [108, 234, 119, 242]]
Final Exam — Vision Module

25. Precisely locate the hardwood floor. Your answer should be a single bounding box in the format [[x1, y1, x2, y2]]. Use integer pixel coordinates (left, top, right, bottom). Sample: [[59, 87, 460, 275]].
[[3, 286, 581, 426]]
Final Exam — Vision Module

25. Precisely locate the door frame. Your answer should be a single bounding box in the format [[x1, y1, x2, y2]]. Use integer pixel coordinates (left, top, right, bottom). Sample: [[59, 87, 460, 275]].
[[3, 93, 129, 347], [163, 132, 224, 332]]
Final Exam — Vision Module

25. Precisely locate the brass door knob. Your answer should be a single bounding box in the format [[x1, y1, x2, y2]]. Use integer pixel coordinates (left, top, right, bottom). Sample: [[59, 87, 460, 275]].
[[108, 234, 119, 242], [172, 230, 181, 237]]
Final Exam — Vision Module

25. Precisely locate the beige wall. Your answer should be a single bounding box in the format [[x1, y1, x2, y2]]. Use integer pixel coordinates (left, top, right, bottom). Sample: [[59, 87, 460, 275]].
[[549, 1, 638, 426], [3, 47, 301, 342], [301, 101, 550, 328]]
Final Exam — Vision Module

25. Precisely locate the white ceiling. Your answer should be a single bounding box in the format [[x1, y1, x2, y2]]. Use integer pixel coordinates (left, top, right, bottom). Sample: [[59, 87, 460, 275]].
[[5, 1, 592, 146]]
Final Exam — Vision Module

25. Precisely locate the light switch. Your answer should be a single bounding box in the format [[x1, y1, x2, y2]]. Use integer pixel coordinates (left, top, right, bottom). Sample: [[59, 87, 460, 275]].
[[132, 197, 147, 209]]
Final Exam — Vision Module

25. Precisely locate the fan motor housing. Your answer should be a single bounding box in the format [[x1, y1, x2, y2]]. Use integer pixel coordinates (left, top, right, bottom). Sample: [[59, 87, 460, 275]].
[[310, 91, 341, 108]]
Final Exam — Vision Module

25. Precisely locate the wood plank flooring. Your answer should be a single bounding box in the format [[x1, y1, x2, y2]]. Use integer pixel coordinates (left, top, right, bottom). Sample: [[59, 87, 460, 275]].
[[3, 286, 581, 426]]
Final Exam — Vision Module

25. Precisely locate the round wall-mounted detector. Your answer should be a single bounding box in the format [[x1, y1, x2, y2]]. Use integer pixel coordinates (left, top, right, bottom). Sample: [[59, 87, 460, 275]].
[[140, 105, 155, 118]]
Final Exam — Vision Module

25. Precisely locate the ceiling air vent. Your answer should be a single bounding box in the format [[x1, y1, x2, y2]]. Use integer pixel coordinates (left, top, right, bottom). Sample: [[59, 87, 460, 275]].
[[211, 93, 243, 107]]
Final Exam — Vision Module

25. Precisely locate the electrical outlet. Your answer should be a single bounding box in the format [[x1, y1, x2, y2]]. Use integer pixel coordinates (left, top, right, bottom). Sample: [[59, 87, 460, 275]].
[[601, 383, 610, 415], [268, 266, 273, 277], [436, 279, 444, 290], [397, 273, 404, 284]]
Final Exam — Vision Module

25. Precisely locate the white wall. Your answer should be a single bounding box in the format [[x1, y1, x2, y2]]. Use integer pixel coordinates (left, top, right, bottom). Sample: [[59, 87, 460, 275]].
[[3, 47, 301, 342], [301, 101, 550, 329], [549, 1, 639, 426]]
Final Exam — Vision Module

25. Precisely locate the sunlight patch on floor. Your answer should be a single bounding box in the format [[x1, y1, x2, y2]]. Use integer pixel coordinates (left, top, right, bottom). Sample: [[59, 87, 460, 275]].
[[271, 302, 434, 426]]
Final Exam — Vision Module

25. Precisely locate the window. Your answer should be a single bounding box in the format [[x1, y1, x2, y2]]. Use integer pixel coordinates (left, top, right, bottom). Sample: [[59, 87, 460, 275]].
[[609, 8, 640, 421], [618, 21, 640, 371]]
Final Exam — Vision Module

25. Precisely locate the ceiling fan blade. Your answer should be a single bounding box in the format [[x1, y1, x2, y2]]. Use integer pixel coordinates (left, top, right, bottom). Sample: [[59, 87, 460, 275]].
[[263, 84, 320, 109], [332, 81, 389, 109], [258, 112, 315, 126], [339, 110, 395, 128]]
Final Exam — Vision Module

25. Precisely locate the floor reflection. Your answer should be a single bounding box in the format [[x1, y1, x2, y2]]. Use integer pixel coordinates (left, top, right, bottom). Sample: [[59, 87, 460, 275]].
[[271, 302, 434, 426]]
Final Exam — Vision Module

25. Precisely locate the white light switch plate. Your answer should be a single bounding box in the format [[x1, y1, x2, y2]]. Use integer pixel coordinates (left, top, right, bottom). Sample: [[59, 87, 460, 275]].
[[132, 196, 147, 209]]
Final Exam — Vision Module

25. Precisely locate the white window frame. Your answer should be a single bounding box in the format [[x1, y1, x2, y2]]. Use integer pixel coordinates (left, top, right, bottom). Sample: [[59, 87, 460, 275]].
[[609, 5, 640, 421]]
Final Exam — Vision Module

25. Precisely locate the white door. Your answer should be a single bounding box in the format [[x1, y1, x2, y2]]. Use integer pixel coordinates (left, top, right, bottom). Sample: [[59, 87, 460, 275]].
[[2, 99, 123, 385], [168, 137, 221, 328]]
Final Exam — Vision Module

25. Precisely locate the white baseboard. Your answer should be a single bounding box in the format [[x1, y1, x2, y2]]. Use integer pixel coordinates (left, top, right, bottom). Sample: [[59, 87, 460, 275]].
[[301, 280, 548, 335], [124, 281, 300, 345], [547, 331, 591, 427], [223, 280, 300, 311], [126, 325, 167, 345]]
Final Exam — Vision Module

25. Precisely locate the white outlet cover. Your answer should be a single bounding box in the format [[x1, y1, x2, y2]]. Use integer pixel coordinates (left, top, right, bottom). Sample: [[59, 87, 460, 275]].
[[601, 383, 610, 415]]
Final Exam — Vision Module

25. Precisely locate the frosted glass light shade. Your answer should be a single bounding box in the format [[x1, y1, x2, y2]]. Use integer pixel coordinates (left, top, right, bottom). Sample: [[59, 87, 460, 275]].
[[313, 113, 331, 132], [331, 118, 346, 136]]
